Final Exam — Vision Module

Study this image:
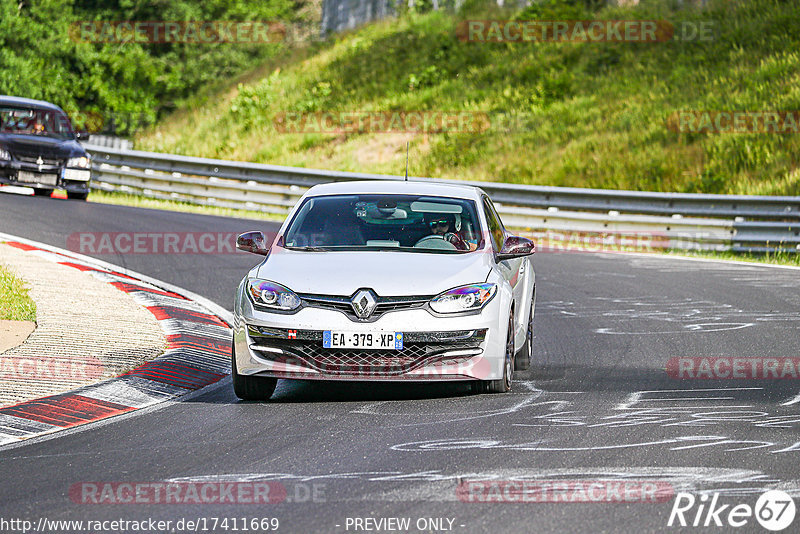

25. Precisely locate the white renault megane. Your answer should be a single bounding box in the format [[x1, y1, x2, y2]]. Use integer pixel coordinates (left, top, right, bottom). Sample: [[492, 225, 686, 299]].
[[232, 180, 536, 400]]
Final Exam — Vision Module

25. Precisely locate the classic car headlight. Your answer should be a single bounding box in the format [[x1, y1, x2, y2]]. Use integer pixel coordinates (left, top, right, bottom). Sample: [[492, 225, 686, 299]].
[[66, 156, 91, 169], [247, 279, 301, 311], [430, 283, 496, 314], [0, 148, 10, 161]]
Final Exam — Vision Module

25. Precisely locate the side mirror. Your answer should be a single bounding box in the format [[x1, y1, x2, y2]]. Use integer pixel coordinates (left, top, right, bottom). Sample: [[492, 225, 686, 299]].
[[497, 235, 535, 260], [75, 131, 90, 141], [237, 231, 269, 255]]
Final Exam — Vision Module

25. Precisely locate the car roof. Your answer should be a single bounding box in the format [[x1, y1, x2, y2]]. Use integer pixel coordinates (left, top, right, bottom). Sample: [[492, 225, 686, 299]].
[[0, 96, 65, 112], [304, 180, 486, 201]]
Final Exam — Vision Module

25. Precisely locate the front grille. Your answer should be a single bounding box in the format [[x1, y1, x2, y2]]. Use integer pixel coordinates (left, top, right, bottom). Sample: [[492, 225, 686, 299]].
[[299, 293, 430, 321], [299, 295, 353, 315], [248, 328, 485, 376], [15, 155, 63, 166]]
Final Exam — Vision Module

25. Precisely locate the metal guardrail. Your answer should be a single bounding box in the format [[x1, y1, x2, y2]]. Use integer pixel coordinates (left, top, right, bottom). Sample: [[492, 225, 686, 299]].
[[86, 135, 134, 151], [84, 144, 800, 253]]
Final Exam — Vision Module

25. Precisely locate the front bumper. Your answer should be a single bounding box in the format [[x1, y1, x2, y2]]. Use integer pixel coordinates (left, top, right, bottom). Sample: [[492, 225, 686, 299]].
[[233, 297, 507, 382], [0, 160, 90, 192]]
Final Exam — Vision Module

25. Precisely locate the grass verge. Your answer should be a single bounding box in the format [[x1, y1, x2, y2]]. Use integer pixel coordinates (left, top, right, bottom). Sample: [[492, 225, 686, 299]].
[[664, 248, 800, 267], [88, 190, 285, 222], [0, 264, 36, 321]]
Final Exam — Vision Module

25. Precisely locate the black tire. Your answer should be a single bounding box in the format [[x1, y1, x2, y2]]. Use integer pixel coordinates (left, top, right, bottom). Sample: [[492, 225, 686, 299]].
[[481, 309, 515, 394], [515, 286, 535, 371], [67, 191, 89, 200], [232, 338, 277, 400], [33, 188, 53, 197]]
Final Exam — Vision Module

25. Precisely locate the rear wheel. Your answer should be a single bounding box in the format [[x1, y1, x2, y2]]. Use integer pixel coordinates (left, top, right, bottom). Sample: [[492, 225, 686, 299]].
[[232, 337, 277, 400], [33, 188, 53, 197], [478, 309, 515, 394], [67, 191, 89, 201]]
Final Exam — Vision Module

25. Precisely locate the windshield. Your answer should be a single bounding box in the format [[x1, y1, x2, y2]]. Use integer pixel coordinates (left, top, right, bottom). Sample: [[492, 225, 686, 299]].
[[282, 194, 483, 253], [0, 106, 75, 140]]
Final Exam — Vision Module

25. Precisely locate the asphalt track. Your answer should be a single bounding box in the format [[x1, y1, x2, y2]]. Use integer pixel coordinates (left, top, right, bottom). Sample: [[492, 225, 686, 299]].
[[1, 191, 800, 533]]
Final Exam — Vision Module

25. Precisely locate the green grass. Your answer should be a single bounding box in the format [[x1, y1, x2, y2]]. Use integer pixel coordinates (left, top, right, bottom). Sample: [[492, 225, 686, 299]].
[[136, 0, 800, 196], [88, 190, 285, 222], [0, 264, 36, 321], [520, 230, 800, 266], [664, 248, 800, 267]]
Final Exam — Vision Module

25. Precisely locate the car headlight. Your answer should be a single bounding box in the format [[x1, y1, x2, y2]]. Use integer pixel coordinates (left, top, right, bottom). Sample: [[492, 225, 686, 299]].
[[66, 156, 90, 169], [0, 148, 10, 161], [247, 279, 301, 311], [430, 283, 496, 314]]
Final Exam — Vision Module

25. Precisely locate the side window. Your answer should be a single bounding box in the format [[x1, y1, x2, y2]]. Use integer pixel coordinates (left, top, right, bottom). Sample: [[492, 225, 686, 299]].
[[482, 198, 505, 252]]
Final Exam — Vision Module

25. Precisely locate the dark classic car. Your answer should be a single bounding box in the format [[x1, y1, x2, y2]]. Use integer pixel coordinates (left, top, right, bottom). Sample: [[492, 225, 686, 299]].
[[0, 96, 91, 200]]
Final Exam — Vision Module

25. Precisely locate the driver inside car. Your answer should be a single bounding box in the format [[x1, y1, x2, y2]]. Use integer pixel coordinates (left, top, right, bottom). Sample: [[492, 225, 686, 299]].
[[424, 213, 475, 251]]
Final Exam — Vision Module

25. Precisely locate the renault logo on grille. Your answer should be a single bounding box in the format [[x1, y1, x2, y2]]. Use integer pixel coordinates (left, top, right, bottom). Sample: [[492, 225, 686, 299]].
[[351, 289, 377, 319]]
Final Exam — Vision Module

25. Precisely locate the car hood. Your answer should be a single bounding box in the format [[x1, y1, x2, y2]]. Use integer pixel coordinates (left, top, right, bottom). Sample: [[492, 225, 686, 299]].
[[256, 249, 493, 296], [0, 134, 84, 159]]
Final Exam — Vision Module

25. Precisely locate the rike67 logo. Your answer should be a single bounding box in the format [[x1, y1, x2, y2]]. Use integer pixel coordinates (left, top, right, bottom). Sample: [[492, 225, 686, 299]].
[[668, 490, 796, 531]]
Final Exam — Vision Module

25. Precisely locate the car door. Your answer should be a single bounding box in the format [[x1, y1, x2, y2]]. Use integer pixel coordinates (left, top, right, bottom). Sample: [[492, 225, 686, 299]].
[[482, 197, 526, 336]]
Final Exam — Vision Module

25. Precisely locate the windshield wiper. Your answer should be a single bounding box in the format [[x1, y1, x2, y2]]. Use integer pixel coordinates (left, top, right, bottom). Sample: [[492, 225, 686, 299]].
[[284, 246, 332, 252]]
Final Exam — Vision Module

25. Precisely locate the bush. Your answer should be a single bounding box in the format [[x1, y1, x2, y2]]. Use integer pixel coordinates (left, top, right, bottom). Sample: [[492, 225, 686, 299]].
[[0, 0, 295, 135]]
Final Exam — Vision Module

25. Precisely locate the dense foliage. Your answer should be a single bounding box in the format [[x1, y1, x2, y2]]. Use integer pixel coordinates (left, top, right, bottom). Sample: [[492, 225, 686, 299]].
[[139, 0, 800, 195], [0, 0, 296, 134], [4, 0, 797, 194]]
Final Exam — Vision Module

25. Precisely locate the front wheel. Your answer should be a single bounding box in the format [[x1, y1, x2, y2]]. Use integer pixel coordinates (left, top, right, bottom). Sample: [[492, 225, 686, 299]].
[[232, 339, 277, 400], [476, 309, 515, 394], [33, 188, 53, 197]]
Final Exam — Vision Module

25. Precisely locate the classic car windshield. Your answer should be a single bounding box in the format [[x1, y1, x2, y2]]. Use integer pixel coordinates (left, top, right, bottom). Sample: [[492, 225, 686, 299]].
[[0, 106, 75, 140], [282, 194, 483, 253]]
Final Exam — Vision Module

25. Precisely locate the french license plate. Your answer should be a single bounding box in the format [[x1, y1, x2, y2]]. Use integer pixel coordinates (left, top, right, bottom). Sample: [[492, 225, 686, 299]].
[[18, 171, 57, 186], [323, 331, 403, 350]]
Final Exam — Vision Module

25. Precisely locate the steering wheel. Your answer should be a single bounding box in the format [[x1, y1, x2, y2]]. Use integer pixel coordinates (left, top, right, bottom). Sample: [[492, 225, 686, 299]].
[[443, 232, 468, 250], [414, 235, 457, 250]]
